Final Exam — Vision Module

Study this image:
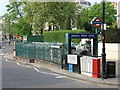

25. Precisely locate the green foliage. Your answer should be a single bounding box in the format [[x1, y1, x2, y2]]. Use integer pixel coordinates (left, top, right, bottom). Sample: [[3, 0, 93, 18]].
[[24, 2, 48, 35], [23, 2, 78, 33], [4, 2, 117, 36], [80, 2, 117, 29], [88, 2, 117, 25], [11, 18, 32, 35], [3, 2, 26, 34], [44, 30, 87, 43], [4, 2, 25, 23], [79, 8, 89, 29], [105, 28, 120, 43]]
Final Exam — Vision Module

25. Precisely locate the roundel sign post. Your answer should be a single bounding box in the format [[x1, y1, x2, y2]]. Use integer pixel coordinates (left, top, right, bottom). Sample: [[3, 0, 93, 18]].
[[91, 17, 103, 27]]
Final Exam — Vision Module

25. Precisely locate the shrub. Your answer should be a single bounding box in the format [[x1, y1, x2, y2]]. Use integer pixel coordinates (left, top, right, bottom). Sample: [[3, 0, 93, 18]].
[[105, 28, 120, 43], [44, 30, 87, 43]]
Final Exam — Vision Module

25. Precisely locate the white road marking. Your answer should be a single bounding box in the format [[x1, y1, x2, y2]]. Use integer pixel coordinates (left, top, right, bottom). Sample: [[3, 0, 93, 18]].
[[5, 59, 17, 63], [34, 67, 49, 74], [3, 53, 9, 58], [17, 62, 33, 68], [1, 54, 4, 56], [48, 73, 60, 76], [5, 53, 9, 55], [5, 59, 32, 68], [17, 62, 20, 65], [2, 46, 5, 49], [56, 76, 66, 79], [4, 57, 66, 79], [34, 67, 40, 72], [5, 59, 8, 61], [33, 67, 66, 78]]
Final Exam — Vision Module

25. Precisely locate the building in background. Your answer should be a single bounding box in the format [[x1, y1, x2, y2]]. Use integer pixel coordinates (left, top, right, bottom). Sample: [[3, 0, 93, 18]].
[[111, 2, 117, 9], [79, 0, 91, 7]]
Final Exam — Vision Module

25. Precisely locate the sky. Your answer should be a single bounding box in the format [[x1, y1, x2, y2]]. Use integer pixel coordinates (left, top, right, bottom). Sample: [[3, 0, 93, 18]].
[[0, 0, 9, 16], [0, 0, 119, 16]]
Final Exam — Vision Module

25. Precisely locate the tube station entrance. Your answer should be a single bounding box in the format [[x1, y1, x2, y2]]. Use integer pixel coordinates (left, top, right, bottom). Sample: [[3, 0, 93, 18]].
[[66, 33, 98, 56]]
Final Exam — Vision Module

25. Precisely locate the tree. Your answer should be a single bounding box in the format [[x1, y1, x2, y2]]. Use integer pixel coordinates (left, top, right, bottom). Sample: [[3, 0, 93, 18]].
[[24, 2, 49, 35], [78, 8, 89, 29], [5, 2, 25, 23], [3, 2, 26, 35], [11, 18, 32, 35], [88, 2, 117, 26], [79, 2, 117, 29], [23, 2, 78, 32]]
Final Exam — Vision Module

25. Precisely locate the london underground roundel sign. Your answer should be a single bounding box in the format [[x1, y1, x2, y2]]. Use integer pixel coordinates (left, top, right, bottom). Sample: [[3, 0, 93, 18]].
[[91, 17, 103, 27]]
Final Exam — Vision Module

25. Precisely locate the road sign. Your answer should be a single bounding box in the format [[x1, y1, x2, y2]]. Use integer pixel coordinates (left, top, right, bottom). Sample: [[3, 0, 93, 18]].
[[91, 17, 103, 27], [69, 34, 97, 38], [101, 24, 106, 30]]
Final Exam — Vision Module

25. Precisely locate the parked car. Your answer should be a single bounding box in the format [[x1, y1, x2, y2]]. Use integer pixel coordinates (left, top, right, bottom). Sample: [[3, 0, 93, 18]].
[[16, 35, 20, 38], [13, 38, 22, 42]]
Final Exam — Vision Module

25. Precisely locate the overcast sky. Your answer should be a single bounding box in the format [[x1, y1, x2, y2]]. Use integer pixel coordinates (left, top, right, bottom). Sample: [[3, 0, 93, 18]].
[[0, 0, 119, 16]]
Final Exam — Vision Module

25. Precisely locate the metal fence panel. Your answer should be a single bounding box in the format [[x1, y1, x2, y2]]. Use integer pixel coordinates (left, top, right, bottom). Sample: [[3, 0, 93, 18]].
[[15, 42, 66, 64]]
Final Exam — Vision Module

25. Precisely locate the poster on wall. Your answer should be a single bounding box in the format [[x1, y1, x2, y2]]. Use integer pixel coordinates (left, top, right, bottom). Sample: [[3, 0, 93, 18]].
[[67, 55, 77, 64]]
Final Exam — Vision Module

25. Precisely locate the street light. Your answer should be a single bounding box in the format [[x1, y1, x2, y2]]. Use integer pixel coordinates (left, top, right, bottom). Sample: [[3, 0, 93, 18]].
[[101, 0, 107, 79]]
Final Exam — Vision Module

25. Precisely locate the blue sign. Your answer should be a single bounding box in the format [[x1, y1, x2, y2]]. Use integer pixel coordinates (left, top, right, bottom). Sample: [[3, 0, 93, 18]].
[[69, 34, 97, 38], [92, 21, 103, 24]]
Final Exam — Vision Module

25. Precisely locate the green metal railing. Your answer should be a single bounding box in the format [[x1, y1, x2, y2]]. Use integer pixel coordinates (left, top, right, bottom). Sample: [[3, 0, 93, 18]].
[[15, 42, 66, 64]]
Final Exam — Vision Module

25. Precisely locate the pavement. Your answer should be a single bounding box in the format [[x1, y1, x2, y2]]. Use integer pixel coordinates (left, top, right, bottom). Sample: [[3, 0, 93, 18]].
[[4, 52, 120, 87]]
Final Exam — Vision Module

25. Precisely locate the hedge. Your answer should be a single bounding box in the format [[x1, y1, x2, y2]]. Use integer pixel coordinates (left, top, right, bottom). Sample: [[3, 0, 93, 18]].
[[105, 28, 120, 43], [44, 30, 87, 43]]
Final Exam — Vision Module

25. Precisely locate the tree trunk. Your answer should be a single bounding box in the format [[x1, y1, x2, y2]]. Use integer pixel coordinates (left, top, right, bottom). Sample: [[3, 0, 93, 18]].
[[48, 25, 51, 31], [65, 17, 71, 30], [76, 15, 81, 29], [40, 29, 43, 35]]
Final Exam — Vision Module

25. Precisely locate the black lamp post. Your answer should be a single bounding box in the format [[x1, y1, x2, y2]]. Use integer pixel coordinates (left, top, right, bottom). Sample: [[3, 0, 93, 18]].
[[101, 0, 107, 79]]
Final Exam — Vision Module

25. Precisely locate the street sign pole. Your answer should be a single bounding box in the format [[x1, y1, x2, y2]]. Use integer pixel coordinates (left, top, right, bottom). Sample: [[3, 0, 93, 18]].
[[101, 0, 107, 79], [95, 28, 98, 34]]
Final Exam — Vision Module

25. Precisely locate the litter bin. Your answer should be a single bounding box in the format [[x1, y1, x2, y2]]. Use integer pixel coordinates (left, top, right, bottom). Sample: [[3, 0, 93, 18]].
[[29, 58, 35, 63], [107, 61, 116, 78]]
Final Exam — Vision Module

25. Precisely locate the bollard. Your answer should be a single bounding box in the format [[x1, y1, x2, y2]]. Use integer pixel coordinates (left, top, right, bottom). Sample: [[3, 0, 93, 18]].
[[13, 41, 16, 57]]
